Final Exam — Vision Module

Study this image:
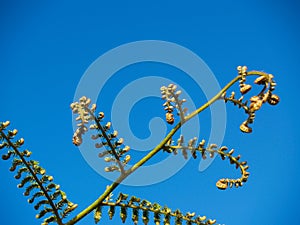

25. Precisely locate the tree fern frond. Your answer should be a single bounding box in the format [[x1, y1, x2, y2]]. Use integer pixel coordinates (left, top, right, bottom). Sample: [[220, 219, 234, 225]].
[[219, 66, 279, 134], [164, 138, 250, 190], [71, 96, 133, 175], [101, 193, 218, 225], [0, 122, 77, 224]]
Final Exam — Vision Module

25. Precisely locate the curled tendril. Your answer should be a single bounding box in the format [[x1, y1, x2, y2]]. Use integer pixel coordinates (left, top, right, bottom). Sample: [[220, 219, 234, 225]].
[[220, 66, 280, 133], [163, 136, 249, 190]]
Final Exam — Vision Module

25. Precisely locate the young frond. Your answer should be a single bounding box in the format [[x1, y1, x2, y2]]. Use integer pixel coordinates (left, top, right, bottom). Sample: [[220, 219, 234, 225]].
[[221, 66, 280, 133], [71, 97, 131, 174], [100, 193, 218, 225], [163, 138, 250, 190], [0, 123, 77, 224]]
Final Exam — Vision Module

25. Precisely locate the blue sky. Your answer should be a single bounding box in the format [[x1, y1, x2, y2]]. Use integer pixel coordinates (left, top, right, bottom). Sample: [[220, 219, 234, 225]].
[[0, 1, 299, 225]]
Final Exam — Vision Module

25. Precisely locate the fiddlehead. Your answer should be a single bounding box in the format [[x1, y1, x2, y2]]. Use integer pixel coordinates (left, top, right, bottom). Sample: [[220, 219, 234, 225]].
[[163, 136, 249, 190], [0, 121, 77, 225], [220, 66, 279, 133], [96, 193, 218, 225], [70, 96, 131, 174], [160, 66, 279, 190]]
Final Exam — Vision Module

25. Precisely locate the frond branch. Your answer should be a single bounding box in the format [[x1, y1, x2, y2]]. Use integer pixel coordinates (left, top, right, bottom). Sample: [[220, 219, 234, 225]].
[[99, 193, 217, 225], [0, 129, 63, 225], [85, 107, 125, 174]]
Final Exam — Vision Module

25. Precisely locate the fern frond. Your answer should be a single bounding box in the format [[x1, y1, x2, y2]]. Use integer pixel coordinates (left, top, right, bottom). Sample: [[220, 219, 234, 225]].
[[100, 193, 218, 225], [164, 137, 249, 190], [71, 96, 132, 174], [220, 66, 279, 133], [0, 122, 77, 224]]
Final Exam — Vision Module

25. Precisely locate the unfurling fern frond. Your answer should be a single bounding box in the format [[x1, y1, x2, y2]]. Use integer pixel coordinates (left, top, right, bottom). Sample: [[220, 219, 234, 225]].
[[163, 136, 249, 190], [98, 193, 218, 225], [220, 66, 280, 133], [71, 96, 131, 174], [0, 121, 77, 225]]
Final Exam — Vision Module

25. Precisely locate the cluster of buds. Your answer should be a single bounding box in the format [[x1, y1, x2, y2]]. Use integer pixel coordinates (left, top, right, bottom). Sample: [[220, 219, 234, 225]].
[[0, 120, 11, 131], [70, 96, 97, 146], [163, 101, 174, 125], [222, 66, 280, 133], [160, 84, 188, 124]]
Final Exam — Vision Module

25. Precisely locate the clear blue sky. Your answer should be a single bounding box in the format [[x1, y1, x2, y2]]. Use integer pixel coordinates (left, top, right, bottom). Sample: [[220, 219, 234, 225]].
[[1, 1, 299, 225]]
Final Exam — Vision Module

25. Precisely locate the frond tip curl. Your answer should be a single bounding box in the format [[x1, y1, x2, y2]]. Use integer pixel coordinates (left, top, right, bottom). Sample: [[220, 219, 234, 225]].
[[163, 136, 250, 190], [221, 66, 280, 133]]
